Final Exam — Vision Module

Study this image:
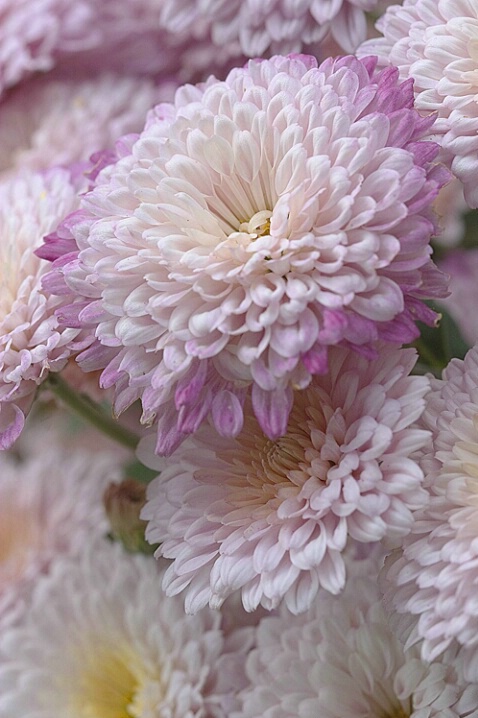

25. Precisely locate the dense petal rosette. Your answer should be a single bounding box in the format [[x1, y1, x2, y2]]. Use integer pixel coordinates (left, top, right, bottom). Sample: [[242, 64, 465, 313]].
[[381, 344, 478, 683], [231, 557, 478, 718], [0, 437, 122, 625], [359, 0, 478, 207], [160, 0, 382, 57], [0, 73, 167, 180], [44, 55, 448, 452], [0, 540, 253, 717], [141, 345, 430, 613], [0, 168, 83, 449]]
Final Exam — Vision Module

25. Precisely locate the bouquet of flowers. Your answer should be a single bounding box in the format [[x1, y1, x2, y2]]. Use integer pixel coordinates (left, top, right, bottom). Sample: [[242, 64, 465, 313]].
[[1, 1, 478, 715]]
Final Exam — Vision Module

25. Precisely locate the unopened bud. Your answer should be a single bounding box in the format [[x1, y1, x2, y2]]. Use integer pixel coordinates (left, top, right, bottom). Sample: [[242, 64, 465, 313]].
[[103, 479, 155, 555]]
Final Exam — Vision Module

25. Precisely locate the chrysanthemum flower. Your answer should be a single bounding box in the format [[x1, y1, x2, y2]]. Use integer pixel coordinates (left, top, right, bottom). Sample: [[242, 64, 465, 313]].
[[0, 437, 121, 624], [381, 344, 478, 683], [0, 0, 94, 93], [0, 168, 83, 449], [0, 73, 167, 180], [43, 54, 448, 452], [358, 0, 478, 208], [141, 345, 430, 614], [160, 0, 383, 57], [0, 540, 253, 717], [232, 557, 478, 718]]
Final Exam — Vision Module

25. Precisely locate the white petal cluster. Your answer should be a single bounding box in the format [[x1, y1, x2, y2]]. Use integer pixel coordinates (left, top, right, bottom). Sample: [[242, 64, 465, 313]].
[[0, 168, 81, 448], [382, 345, 478, 683], [359, 0, 478, 207], [142, 345, 430, 614], [232, 557, 477, 718], [0, 540, 252, 717], [0, 438, 121, 624]]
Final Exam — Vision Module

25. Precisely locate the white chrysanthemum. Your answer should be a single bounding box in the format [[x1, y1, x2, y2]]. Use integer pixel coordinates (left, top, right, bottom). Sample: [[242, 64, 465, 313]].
[[382, 344, 478, 683], [0, 168, 82, 449], [0, 438, 122, 624], [232, 558, 478, 718], [0, 540, 252, 718], [46, 54, 448, 453], [0, 0, 95, 93], [141, 345, 430, 614], [0, 73, 167, 180], [160, 0, 381, 56], [358, 0, 478, 207]]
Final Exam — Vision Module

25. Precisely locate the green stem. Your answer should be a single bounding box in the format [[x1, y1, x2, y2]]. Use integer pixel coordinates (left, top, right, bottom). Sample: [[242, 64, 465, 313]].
[[46, 374, 140, 450], [414, 338, 444, 376]]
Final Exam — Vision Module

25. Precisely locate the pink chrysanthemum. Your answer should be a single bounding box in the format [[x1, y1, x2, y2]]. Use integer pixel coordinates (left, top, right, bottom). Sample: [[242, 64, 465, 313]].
[[0, 0, 94, 93], [0, 436, 122, 625], [381, 344, 478, 683], [43, 55, 448, 452], [232, 557, 478, 718], [358, 0, 478, 208], [0, 539, 253, 717], [160, 0, 382, 57], [0, 168, 83, 449], [141, 345, 430, 614], [0, 73, 168, 180]]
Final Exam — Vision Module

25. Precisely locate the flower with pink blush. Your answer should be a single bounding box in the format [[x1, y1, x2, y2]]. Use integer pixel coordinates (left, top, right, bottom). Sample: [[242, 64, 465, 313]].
[[0, 73, 169, 181], [381, 344, 478, 683], [0, 168, 84, 449], [43, 54, 448, 453], [232, 556, 476, 718], [0, 438, 122, 626], [358, 0, 478, 208], [0, 539, 253, 718], [140, 345, 430, 614], [160, 0, 385, 58], [0, 0, 94, 93]]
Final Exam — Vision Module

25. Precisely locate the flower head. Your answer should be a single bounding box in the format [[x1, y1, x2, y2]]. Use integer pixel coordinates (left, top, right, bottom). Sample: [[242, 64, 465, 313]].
[[160, 0, 383, 58], [44, 54, 448, 452], [0, 168, 83, 449], [358, 0, 478, 208], [232, 556, 477, 718], [141, 345, 430, 614], [0, 436, 121, 625], [381, 344, 478, 683], [0, 73, 168, 180], [0, 539, 253, 717]]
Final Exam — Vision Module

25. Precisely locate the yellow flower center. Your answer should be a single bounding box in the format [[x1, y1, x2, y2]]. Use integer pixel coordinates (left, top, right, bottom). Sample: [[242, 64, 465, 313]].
[[73, 647, 149, 718], [238, 209, 272, 239]]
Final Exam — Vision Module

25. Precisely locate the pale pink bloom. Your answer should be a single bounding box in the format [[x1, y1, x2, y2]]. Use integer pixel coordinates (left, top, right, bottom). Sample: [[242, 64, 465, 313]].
[[381, 344, 478, 683], [358, 0, 478, 208], [0, 0, 94, 93], [437, 249, 478, 345], [0, 438, 122, 625], [43, 54, 448, 453], [0, 168, 83, 449], [0, 539, 253, 717], [0, 0, 244, 96], [141, 345, 430, 614], [160, 0, 385, 57], [0, 73, 169, 181], [232, 557, 478, 718]]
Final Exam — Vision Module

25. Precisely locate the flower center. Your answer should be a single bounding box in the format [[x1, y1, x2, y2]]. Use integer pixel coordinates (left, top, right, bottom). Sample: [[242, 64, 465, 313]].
[[238, 209, 272, 239], [74, 647, 148, 718]]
